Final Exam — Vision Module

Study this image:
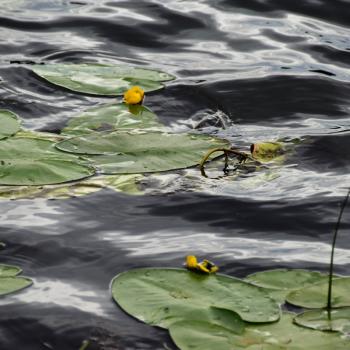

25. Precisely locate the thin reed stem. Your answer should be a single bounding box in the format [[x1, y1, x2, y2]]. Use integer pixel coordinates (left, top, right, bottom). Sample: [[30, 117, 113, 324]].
[[326, 188, 350, 310]]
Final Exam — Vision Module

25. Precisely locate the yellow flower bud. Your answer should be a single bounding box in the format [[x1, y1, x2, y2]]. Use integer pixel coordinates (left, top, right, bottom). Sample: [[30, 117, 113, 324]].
[[185, 256, 218, 274], [123, 86, 145, 105], [186, 255, 198, 269]]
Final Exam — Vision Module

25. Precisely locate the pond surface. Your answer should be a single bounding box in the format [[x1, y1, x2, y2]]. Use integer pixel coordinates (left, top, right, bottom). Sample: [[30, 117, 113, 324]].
[[1, 1, 350, 349]]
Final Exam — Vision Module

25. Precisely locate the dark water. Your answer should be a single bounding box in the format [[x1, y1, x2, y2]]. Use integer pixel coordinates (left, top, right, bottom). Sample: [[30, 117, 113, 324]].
[[1, 1, 350, 349]]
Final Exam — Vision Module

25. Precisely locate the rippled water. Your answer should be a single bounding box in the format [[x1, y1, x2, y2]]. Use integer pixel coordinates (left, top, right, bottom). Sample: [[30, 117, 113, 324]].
[[1, 1, 350, 349]]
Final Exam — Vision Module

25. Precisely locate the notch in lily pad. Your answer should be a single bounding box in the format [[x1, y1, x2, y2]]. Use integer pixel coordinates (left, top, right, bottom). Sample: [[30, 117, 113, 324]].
[[32, 63, 175, 96]]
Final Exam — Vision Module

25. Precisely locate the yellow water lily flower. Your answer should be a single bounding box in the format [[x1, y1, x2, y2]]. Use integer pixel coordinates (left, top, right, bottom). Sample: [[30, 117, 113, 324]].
[[185, 255, 218, 274], [123, 86, 145, 105]]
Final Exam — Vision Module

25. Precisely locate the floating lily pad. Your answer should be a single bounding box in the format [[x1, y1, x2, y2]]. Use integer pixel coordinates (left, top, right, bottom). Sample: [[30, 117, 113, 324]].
[[62, 103, 162, 136], [287, 277, 350, 308], [0, 277, 33, 296], [0, 137, 95, 185], [56, 132, 230, 174], [0, 109, 21, 140], [169, 312, 350, 350], [32, 63, 174, 96], [245, 270, 332, 304], [246, 269, 330, 290], [111, 268, 280, 326], [0, 264, 22, 277], [294, 308, 350, 334], [0, 264, 33, 297]]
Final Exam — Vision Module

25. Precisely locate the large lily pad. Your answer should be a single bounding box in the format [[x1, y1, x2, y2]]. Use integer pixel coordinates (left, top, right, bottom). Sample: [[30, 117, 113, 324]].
[[0, 264, 33, 297], [56, 132, 230, 174], [32, 63, 175, 96], [0, 137, 95, 185], [286, 277, 350, 308], [62, 103, 162, 136], [169, 313, 350, 350], [294, 308, 350, 334], [111, 268, 280, 326], [0, 109, 21, 140]]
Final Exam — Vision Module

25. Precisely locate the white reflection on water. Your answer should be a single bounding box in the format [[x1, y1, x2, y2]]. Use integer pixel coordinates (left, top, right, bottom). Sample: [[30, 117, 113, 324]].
[[0, 279, 106, 316], [143, 1, 350, 82], [102, 229, 350, 265], [1, 199, 60, 228]]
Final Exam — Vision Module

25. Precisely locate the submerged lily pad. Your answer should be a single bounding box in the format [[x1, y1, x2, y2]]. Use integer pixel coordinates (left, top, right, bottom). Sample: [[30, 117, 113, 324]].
[[0, 264, 33, 297], [169, 313, 350, 350], [251, 141, 284, 163], [111, 268, 280, 326], [32, 63, 174, 96], [286, 277, 350, 308], [0, 174, 142, 200], [0, 137, 95, 185], [56, 132, 230, 174], [294, 308, 350, 334], [62, 103, 162, 136], [0, 109, 21, 139]]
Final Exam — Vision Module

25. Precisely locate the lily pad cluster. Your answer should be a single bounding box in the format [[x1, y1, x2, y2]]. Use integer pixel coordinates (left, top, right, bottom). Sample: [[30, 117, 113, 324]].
[[111, 267, 350, 349], [0, 264, 33, 297], [0, 63, 233, 199]]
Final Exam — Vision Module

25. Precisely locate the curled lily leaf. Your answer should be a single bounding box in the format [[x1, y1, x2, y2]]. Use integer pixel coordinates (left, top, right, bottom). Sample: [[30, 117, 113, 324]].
[[185, 255, 218, 274], [123, 86, 145, 105], [250, 141, 284, 163]]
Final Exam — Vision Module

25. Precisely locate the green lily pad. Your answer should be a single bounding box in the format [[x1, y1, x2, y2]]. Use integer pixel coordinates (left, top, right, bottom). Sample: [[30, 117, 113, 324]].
[[0, 137, 95, 185], [0, 265, 33, 297], [56, 132, 230, 174], [0, 264, 22, 277], [0, 277, 33, 296], [0, 109, 21, 140], [169, 313, 350, 350], [245, 269, 330, 290], [32, 63, 174, 96], [111, 268, 280, 326], [294, 308, 350, 334], [287, 277, 350, 308], [62, 103, 162, 136]]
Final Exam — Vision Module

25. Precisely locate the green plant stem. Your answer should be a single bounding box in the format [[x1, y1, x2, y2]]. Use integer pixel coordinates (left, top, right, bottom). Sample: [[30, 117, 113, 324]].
[[199, 148, 249, 177], [79, 340, 90, 350], [326, 188, 350, 310]]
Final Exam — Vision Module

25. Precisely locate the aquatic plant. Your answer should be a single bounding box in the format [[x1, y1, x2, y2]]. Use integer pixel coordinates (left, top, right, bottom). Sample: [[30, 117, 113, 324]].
[[0, 264, 33, 296]]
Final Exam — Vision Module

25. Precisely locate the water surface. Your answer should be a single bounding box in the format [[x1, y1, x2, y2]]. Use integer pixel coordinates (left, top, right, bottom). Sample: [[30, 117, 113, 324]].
[[1, 1, 350, 349]]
